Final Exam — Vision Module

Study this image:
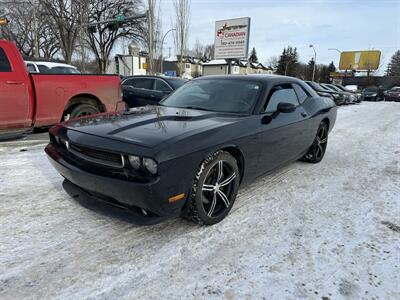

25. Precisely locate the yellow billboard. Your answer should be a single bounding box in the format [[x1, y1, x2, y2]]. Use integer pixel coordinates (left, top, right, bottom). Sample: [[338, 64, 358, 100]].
[[339, 50, 381, 70]]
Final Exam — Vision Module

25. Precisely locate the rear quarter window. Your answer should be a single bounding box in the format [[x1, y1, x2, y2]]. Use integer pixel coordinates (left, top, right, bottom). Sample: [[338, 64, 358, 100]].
[[0, 47, 12, 72]]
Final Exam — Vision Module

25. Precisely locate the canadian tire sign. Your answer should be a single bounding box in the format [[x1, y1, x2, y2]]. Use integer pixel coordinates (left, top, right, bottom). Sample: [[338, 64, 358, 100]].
[[214, 17, 251, 60]]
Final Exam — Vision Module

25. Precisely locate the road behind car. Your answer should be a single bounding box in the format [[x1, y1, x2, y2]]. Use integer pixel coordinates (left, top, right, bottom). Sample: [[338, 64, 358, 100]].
[[0, 103, 399, 299]]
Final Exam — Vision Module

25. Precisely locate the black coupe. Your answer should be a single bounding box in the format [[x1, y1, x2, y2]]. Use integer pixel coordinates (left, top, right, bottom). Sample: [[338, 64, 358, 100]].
[[45, 75, 337, 225]]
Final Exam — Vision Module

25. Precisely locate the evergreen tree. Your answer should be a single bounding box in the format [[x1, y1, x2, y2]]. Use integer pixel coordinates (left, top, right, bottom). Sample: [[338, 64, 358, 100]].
[[276, 46, 299, 76], [387, 50, 400, 76], [249, 47, 258, 63], [328, 61, 336, 73], [306, 58, 316, 81], [319, 65, 331, 83]]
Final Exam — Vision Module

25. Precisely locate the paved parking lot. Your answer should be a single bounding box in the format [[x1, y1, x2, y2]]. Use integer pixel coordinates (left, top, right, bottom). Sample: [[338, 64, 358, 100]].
[[0, 102, 399, 300]]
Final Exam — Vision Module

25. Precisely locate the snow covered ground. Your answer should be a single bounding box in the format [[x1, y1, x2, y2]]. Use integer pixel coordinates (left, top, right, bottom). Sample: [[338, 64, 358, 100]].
[[0, 102, 399, 300]]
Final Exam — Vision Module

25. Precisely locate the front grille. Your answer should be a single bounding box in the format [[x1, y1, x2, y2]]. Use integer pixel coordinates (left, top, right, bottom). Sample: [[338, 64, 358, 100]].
[[67, 142, 125, 169]]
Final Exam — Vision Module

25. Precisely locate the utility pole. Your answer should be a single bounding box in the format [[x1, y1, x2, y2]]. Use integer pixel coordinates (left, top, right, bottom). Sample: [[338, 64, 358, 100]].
[[309, 44, 317, 81]]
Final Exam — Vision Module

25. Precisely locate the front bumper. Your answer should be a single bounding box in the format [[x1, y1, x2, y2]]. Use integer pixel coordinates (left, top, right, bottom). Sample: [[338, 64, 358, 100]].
[[45, 143, 187, 222]]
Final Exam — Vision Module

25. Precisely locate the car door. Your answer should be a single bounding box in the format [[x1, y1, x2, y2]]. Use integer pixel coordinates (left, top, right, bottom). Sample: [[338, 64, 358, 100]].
[[133, 78, 156, 106], [122, 78, 138, 107], [258, 83, 310, 172], [0, 46, 31, 132], [122, 77, 155, 107], [153, 78, 173, 102]]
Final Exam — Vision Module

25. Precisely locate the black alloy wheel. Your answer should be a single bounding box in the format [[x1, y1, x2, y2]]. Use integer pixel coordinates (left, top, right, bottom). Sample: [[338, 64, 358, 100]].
[[186, 151, 240, 225], [302, 122, 329, 163]]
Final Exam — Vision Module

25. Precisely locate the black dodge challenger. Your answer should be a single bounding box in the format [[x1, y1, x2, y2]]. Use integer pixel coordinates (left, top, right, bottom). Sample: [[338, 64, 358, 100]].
[[45, 75, 337, 225]]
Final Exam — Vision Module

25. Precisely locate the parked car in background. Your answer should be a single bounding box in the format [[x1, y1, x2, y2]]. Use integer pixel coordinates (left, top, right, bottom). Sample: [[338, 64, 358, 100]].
[[122, 75, 187, 108], [25, 61, 81, 74], [320, 83, 354, 104], [361, 86, 384, 101], [324, 83, 358, 104], [383, 86, 400, 102], [45, 75, 337, 225], [0, 40, 124, 139], [334, 84, 362, 103], [344, 85, 359, 92], [305, 81, 345, 106]]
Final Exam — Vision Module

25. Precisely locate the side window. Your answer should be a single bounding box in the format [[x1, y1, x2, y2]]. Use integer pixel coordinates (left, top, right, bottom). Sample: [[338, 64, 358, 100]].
[[26, 63, 37, 73], [265, 84, 299, 113], [122, 79, 135, 86], [133, 78, 154, 90], [292, 83, 309, 104], [154, 79, 172, 92], [0, 47, 12, 72], [37, 65, 51, 73]]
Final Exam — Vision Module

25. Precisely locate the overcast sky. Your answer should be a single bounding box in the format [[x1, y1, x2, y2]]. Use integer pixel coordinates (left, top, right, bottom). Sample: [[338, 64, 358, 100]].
[[158, 0, 399, 73]]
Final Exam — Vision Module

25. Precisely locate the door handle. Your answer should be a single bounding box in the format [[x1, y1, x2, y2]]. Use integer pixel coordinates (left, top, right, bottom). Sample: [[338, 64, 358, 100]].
[[6, 81, 24, 85], [301, 112, 307, 118], [149, 94, 155, 98]]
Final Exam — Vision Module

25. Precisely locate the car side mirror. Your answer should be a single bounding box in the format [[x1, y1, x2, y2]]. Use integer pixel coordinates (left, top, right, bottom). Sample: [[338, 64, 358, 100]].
[[277, 102, 296, 113]]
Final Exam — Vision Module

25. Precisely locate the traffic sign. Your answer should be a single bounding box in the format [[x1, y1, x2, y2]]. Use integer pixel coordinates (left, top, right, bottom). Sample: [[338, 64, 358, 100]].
[[116, 15, 125, 22]]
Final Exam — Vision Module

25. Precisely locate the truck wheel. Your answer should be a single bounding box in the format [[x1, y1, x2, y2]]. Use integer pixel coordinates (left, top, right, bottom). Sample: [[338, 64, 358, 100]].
[[69, 103, 100, 120]]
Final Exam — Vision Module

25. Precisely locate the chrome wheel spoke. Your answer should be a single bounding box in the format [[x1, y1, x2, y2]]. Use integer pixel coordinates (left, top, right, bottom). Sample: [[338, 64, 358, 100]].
[[207, 193, 217, 217], [202, 184, 215, 192], [217, 161, 224, 182], [217, 190, 230, 208], [219, 172, 236, 187]]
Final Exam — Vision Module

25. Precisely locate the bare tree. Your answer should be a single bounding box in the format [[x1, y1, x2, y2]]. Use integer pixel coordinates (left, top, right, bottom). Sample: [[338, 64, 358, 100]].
[[146, 0, 162, 74], [172, 0, 190, 75], [85, 0, 145, 74], [202, 44, 214, 61], [192, 38, 204, 58], [266, 55, 279, 69], [41, 0, 81, 63], [0, 1, 60, 59]]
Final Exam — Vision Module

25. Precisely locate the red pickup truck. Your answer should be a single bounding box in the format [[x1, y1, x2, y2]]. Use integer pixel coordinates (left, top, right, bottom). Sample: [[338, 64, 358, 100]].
[[0, 40, 124, 138]]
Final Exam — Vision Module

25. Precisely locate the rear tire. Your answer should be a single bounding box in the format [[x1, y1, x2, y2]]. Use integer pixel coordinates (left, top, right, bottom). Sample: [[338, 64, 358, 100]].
[[302, 122, 329, 163], [185, 151, 240, 225], [69, 103, 100, 120]]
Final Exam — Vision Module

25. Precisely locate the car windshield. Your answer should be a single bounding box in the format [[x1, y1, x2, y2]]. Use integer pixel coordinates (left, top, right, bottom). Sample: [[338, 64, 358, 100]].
[[364, 86, 377, 92], [167, 78, 188, 89], [390, 87, 400, 92], [161, 79, 262, 113]]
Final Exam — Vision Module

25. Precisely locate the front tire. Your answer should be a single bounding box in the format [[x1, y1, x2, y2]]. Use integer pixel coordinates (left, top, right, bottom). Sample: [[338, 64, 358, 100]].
[[302, 122, 329, 163], [185, 151, 240, 225]]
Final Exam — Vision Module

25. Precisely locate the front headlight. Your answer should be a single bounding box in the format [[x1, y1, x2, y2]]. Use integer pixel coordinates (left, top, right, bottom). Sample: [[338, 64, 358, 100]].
[[128, 155, 158, 174], [128, 155, 141, 170], [143, 158, 158, 174]]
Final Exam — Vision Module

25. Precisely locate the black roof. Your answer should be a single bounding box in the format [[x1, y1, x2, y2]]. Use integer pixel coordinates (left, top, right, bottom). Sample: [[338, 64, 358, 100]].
[[196, 74, 305, 84]]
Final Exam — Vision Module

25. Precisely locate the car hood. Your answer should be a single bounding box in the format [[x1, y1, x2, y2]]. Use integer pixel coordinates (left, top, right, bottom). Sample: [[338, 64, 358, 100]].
[[62, 106, 241, 148]]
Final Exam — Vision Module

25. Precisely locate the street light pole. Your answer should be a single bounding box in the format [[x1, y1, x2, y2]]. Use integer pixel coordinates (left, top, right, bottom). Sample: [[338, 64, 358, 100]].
[[328, 48, 341, 54], [160, 28, 176, 75], [309, 44, 317, 81]]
